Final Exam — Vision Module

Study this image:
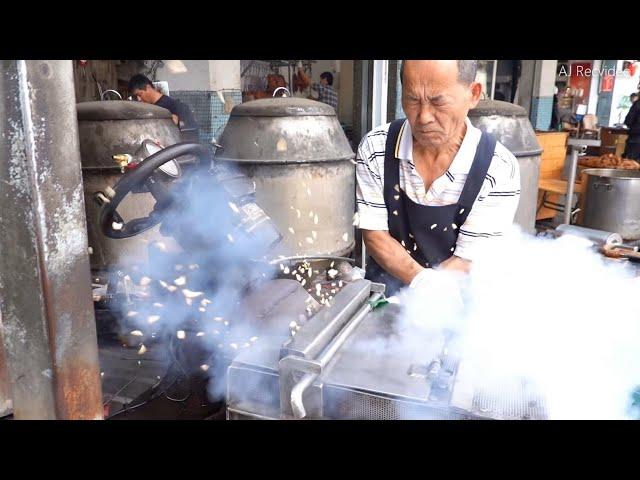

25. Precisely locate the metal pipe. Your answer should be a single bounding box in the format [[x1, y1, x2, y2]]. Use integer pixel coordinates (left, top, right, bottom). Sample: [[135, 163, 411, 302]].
[[0, 60, 103, 419], [0, 312, 12, 417], [316, 292, 382, 365], [269, 255, 354, 265], [290, 291, 383, 418], [555, 224, 622, 247], [290, 373, 316, 419], [490, 60, 497, 100], [564, 147, 579, 225], [284, 280, 371, 360]]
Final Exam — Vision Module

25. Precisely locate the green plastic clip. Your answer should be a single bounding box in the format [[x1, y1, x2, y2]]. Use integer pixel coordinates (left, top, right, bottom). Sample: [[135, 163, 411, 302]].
[[368, 296, 389, 310]]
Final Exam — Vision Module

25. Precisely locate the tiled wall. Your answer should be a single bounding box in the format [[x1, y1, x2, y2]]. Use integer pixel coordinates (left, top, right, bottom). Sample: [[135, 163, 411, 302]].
[[171, 89, 243, 147], [530, 96, 554, 131]]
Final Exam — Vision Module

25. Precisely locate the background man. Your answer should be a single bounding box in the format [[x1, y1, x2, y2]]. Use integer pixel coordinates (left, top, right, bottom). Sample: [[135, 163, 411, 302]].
[[624, 92, 640, 160], [296, 68, 339, 111], [128, 74, 199, 135]]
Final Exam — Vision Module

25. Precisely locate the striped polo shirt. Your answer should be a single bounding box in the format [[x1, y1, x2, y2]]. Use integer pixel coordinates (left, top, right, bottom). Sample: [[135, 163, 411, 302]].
[[355, 117, 521, 261]]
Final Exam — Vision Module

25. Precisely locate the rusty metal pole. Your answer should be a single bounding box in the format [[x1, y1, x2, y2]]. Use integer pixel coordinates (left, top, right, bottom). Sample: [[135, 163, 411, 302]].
[[0, 312, 12, 417], [0, 60, 103, 419]]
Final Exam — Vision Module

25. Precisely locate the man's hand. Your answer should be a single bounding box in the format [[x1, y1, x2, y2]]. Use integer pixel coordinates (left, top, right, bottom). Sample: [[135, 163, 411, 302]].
[[408, 266, 465, 314], [363, 230, 471, 284]]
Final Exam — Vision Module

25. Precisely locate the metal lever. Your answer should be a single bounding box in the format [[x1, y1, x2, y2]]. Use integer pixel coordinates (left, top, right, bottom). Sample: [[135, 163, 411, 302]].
[[282, 286, 384, 419]]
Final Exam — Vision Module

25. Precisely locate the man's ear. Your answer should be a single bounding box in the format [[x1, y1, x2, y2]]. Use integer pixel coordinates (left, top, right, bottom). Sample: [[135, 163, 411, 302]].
[[468, 81, 483, 109]]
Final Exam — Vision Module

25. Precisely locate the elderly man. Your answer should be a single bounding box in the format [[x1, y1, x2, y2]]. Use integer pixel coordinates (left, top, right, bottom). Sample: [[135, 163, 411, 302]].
[[355, 60, 520, 294]]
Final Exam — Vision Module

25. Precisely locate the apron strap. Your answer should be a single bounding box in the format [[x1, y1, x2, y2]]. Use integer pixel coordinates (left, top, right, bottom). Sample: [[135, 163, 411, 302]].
[[364, 118, 407, 293], [382, 119, 407, 210], [457, 131, 497, 211]]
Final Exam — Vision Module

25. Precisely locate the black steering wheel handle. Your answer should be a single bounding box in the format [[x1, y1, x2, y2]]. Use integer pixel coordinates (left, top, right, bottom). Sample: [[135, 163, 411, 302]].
[[100, 142, 211, 239]]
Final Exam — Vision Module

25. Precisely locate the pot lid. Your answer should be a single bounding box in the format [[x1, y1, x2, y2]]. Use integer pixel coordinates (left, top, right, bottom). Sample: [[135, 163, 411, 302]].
[[230, 98, 336, 117], [468, 100, 542, 157], [77, 100, 173, 121], [583, 168, 640, 179], [468, 100, 527, 117]]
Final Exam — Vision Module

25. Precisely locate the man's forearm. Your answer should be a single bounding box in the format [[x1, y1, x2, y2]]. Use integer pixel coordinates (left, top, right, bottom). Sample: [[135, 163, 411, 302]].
[[362, 230, 424, 285], [438, 254, 470, 273]]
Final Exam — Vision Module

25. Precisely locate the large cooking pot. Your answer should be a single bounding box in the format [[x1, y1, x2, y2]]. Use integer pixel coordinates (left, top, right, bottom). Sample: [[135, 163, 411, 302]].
[[581, 168, 640, 240], [215, 98, 356, 258], [468, 100, 543, 234], [77, 101, 186, 271]]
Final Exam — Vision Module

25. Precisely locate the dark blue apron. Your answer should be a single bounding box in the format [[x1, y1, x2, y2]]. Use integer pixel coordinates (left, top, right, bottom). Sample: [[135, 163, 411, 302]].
[[365, 119, 496, 295]]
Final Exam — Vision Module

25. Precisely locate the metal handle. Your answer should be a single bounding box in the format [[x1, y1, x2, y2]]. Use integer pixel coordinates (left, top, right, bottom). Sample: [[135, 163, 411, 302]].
[[272, 87, 290, 97], [288, 290, 383, 418], [593, 183, 612, 191], [101, 89, 123, 101]]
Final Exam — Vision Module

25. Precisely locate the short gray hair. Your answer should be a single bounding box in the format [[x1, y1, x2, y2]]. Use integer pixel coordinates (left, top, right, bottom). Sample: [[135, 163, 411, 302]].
[[400, 60, 478, 85]]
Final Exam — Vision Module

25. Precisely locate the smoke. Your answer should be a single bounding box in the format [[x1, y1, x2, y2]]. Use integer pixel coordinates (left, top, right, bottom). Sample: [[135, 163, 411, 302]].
[[106, 160, 285, 407], [103, 154, 640, 420], [396, 226, 640, 419]]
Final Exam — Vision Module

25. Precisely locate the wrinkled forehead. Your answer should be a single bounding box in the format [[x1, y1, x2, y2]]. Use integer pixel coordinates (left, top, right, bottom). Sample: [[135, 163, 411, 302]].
[[402, 60, 463, 94]]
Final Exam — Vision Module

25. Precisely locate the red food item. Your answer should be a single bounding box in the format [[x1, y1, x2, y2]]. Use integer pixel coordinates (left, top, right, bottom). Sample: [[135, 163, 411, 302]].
[[292, 72, 310, 92], [249, 74, 289, 99]]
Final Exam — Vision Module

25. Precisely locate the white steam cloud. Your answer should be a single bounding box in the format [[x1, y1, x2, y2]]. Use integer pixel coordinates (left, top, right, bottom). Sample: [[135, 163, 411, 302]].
[[398, 226, 640, 419], [107, 162, 283, 405], [104, 156, 640, 419]]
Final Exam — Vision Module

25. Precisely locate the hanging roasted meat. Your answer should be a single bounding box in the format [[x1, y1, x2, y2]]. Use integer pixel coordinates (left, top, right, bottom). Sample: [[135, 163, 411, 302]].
[[292, 71, 310, 93], [251, 74, 288, 99]]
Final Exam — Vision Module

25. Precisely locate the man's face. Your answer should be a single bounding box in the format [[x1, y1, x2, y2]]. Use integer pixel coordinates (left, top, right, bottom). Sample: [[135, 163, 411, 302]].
[[132, 85, 155, 104], [401, 60, 482, 149], [320, 76, 328, 86]]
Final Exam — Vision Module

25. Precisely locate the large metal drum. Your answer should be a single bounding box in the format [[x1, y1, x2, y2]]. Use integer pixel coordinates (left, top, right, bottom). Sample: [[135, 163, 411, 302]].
[[77, 101, 183, 271], [468, 100, 543, 234], [215, 98, 356, 257], [581, 168, 640, 240]]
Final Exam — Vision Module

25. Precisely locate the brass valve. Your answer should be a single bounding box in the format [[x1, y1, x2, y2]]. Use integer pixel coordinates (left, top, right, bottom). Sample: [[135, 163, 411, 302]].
[[112, 153, 133, 172]]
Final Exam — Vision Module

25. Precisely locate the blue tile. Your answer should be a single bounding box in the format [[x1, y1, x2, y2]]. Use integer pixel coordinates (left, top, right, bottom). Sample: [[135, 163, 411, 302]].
[[531, 96, 553, 131], [171, 89, 242, 144]]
